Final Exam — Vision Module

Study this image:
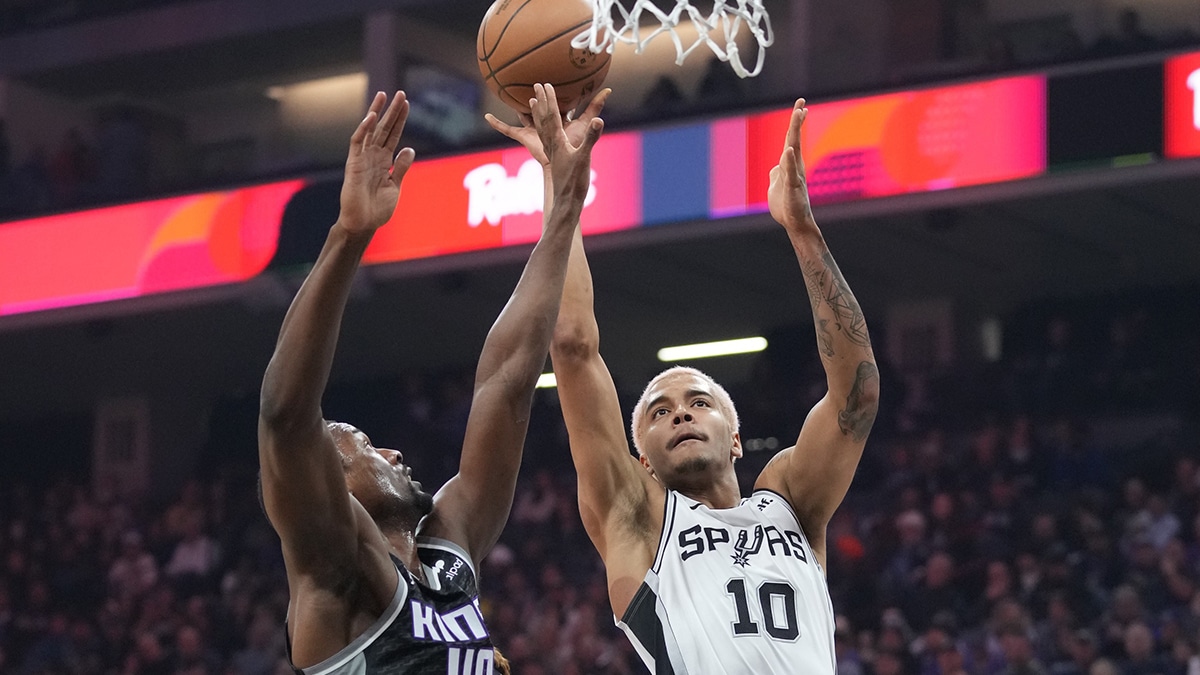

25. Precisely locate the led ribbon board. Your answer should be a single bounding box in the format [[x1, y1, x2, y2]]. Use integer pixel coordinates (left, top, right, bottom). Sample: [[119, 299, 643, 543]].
[[715, 75, 1047, 214], [0, 181, 305, 316], [1165, 50, 1200, 159], [0, 77, 1047, 316]]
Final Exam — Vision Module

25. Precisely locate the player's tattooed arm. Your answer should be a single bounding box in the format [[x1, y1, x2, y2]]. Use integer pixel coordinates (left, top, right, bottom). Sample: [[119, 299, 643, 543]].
[[802, 253, 872, 355], [795, 245, 879, 439], [838, 361, 880, 441], [757, 99, 879, 559]]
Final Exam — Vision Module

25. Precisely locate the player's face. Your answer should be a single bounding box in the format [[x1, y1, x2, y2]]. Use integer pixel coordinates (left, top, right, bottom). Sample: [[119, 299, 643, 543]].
[[636, 373, 741, 488], [329, 422, 433, 523]]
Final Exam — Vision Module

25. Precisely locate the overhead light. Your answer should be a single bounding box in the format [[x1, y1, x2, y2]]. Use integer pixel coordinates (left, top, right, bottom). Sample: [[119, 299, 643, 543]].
[[657, 337, 768, 362], [536, 373, 557, 389]]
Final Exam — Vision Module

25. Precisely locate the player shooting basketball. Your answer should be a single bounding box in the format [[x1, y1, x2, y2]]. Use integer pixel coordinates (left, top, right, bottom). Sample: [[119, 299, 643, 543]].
[[259, 85, 602, 675], [490, 97, 878, 673]]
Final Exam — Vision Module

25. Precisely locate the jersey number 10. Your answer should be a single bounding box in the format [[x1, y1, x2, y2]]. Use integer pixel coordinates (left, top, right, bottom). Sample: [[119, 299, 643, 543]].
[[725, 579, 801, 641]]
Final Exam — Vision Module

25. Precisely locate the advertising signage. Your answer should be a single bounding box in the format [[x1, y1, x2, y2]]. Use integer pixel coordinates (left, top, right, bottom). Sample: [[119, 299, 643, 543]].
[[737, 76, 1046, 211], [0, 76, 1051, 318], [0, 181, 305, 316], [365, 75, 1047, 265]]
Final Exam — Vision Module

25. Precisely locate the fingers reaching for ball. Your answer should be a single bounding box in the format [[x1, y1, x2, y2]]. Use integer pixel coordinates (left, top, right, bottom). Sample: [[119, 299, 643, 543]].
[[531, 84, 604, 156], [531, 83, 566, 149], [486, 86, 611, 168], [529, 83, 603, 202]]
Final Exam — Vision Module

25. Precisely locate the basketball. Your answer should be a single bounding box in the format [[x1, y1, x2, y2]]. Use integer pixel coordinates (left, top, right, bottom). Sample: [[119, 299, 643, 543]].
[[477, 0, 612, 114]]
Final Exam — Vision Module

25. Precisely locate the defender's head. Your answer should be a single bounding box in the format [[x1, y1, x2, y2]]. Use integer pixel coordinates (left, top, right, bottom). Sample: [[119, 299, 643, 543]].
[[630, 367, 742, 491], [327, 421, 433, 527]]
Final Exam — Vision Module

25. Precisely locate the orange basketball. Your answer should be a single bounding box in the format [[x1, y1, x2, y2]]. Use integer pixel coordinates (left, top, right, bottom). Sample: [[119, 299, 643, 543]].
[[477, 0, 612, 114]]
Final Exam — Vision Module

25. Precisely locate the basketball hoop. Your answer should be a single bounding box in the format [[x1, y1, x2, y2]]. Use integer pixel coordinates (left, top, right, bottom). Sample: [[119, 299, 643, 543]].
[[573, 0, 774, 78]]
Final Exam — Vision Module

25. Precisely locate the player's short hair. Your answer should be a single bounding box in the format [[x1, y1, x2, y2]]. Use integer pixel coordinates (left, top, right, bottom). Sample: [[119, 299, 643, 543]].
[[630, 366, 740, 456], [325, 420, 356, 468]]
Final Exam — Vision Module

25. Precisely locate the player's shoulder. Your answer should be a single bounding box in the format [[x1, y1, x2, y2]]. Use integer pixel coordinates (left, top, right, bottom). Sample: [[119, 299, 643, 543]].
[[416, 537, 478, 595], [753, 445, 799, 504], [745, 488, 803, 524]]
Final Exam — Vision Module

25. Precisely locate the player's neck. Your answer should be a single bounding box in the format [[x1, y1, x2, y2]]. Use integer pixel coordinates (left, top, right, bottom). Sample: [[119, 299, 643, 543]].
[[678, 474, 742, 510], [380, 524, 425, 584]]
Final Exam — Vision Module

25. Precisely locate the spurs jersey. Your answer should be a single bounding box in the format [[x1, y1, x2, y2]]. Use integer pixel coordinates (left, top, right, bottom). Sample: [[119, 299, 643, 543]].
[[617, 489, 836, 674], [290, 538, 495, 675]]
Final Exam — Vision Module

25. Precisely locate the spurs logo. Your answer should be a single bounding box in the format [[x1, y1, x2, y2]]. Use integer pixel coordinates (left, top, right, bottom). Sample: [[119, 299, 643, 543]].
[[732, 525, 764, 567]]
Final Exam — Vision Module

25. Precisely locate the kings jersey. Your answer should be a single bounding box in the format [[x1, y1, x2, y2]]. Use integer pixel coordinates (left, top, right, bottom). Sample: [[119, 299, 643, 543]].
[[291, 538, 496, 675], [617, 489, 836, 674]]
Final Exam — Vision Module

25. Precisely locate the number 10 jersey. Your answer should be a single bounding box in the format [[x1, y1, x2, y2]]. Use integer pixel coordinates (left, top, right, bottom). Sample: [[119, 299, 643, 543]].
[[616, 489, 836, 674]]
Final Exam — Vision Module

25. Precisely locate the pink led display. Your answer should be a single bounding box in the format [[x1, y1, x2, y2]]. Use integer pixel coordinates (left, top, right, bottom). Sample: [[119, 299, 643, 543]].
[[0, 181, 305, 316], [726, 76, 1047, 211], [0, 76, 1051, 319], [365, 131, 643, 265]]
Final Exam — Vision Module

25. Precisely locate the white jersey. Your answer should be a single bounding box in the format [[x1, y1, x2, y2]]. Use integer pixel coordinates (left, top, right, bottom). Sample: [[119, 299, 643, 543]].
[[617, 489, 836, 674]]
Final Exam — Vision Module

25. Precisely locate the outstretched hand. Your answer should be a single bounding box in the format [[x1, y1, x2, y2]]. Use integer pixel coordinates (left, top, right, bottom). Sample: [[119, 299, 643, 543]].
[[338, 91, 417, 235], [486, 88, 611, 167], [529, 83, 604, 205], [767, 99, 816, 235]]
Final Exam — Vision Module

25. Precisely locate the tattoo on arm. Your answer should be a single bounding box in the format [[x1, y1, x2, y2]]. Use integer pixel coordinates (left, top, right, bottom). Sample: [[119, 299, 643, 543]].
[[838, 361, 879, 442], [803, 253, 871, 349], [816, 318, 835, 358]]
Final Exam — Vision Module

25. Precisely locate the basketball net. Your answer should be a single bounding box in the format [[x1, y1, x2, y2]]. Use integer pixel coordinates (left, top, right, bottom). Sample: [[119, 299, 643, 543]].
[[573, 0, 774, 78]]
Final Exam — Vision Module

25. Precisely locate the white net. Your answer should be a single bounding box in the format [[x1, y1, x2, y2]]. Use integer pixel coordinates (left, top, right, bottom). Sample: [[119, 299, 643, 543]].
[[572, 0, 775, 78]]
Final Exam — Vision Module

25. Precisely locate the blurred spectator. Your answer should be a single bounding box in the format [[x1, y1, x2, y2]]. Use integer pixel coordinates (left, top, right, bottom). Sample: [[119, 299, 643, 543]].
[[1050, 629, 1100, 675], [902, 552, 968, 632], [230, 610, 282, 675], [0, 292, 1196, 673], [512, 469, 561, 531], [1127, 494, 1182, 552], [936, 642, 970, 675], [163, 514, 220, 590], [874, 648, 911, 675], [124, 629, 172, 675], [109, 530, 159, 602], [170, 623, 220, 674], [1006, 415, 1046, 492], [834, 615, 865, 675], [1119, 622, 1167, 674], [164, 480, 207, 542], [1046, 419, 1111, 492], [887, 509, 931, 591], [998, 622, 1049, 675]]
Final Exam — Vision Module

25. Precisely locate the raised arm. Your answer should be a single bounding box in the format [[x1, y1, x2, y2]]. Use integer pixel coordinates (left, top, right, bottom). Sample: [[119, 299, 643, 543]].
[[258, 91, 415, 573], [551, 229, 662, 556], [756, 100, 880, 566], [420, 84, 604, 566], [490, 90, 663, 615]]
